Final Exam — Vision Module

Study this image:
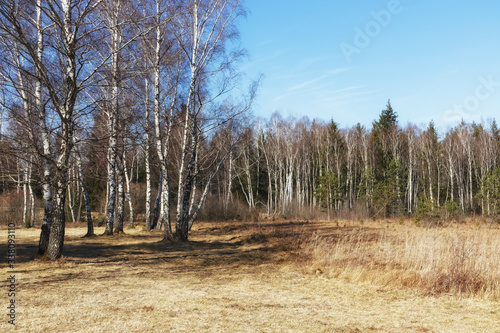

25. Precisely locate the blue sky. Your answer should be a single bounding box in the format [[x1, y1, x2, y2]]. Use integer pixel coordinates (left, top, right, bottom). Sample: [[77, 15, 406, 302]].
[[238, 0, 500, 133]]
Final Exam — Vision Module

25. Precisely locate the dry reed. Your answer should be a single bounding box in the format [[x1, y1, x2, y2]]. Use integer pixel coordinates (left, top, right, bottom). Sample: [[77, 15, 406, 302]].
[[306, 224, 500, 299]]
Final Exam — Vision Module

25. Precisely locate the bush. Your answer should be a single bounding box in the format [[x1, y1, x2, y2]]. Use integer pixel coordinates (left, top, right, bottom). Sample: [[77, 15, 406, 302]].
[[442, 200, 460, 221], [197, 196, 258, 222], [0, 191, 25, 226]]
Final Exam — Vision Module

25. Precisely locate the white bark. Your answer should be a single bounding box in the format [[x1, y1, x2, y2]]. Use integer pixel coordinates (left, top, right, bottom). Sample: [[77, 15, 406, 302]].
[[22, 161, 28, 227], [104, 0, 123, 235], [149, 0, 176, 238], [144, 95, 152, 229], [406, 127, 416, 213], [35, 0, 53, 233], [68, 166, 76, 223], [114, 153, 125, 233], [225, 148, 233, 208], [124, 155, 134, 228], [29, 165, 35, 226]]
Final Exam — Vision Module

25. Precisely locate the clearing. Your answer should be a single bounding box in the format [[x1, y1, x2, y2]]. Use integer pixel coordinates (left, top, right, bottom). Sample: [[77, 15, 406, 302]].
[[1, 219, 499, 332]]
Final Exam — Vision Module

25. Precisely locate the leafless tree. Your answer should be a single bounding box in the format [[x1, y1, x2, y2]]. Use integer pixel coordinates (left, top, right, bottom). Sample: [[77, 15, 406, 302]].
[[1, 0, 105, 259]]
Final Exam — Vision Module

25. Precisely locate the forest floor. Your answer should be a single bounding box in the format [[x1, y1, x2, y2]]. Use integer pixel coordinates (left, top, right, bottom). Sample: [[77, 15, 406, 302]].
[[1, 218, 499, 332]]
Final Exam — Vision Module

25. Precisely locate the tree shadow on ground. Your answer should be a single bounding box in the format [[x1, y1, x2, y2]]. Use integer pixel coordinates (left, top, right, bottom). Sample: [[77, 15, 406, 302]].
[[61, 238, 274, 269], [1, 220, 367, 281], [0, 221, 374, 268], [0, 226, 279, 273]]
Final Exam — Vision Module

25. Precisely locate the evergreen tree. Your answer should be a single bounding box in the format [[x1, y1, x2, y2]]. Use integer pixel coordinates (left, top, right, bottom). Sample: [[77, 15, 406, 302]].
[[323, 120, 346, 212], [372, 100, 398, 133], [492, 120, 500, 167], [371, 100, 398, 168], [427, 120, 439, 143], [371, 100, 401, 217], [481, 167, 500, 226]]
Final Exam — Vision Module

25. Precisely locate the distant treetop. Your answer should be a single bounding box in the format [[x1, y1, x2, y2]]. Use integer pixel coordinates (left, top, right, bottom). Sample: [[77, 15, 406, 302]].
[[373, 99, 398, 132]]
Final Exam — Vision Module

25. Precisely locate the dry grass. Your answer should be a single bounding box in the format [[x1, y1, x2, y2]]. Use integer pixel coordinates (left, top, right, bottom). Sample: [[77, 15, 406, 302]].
[[1, 220, 499, 332], [305, 220, 500, 299]]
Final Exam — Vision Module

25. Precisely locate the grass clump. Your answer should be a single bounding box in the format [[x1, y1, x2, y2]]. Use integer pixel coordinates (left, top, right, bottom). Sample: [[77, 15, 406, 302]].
[[305, 222, 500, 299]]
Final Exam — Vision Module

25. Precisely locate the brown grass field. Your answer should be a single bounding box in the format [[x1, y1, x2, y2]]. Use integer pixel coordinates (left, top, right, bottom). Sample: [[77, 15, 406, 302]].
[[1, 218, 500, 332]]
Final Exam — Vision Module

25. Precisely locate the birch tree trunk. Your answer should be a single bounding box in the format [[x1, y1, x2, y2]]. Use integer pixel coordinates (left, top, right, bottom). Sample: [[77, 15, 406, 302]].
[[225, 148, 233, 209], [188, 140, 199, 219], [34, 0, 52, 252], [22, 162, 28, 227], [28, 159, 35, 227], [145, 138, 152, 230], [175, 88, 195, 240], [114, 152, 125, 233], [76, 147, 94, 237], [144, 78, 152, 231], [150, 0, 175, 239], [406, 127, 415, 214], [45, 0, 89, 260], [176, 121, 198, 241], [67, 166, 76, 223], [124, 156, 134, 228], [104, 8, 121, 235], [76, 189, 82, 223], [152, 170, 163, 229]]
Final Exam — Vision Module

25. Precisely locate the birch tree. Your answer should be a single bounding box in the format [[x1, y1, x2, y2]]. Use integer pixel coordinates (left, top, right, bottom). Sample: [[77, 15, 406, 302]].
[[145, 0, 179, 239], [101, 0, 125, 235], [1, 0, 104, 259], [97, 0, 147, 235], [172, 0, 251, 241]]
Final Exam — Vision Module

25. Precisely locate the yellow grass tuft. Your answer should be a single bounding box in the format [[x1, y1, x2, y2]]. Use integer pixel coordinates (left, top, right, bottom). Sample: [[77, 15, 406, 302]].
[[305, 222, 500, 299]]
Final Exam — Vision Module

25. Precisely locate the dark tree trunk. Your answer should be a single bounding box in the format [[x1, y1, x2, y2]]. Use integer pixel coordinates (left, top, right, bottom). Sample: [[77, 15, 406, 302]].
[[80, 176, 94, 237], [46, 181, 66, 260], [176, 122, 198, 242], [38, 223, 51, 255], [82, 183, 94, 237], [151, 170, 162, 230]]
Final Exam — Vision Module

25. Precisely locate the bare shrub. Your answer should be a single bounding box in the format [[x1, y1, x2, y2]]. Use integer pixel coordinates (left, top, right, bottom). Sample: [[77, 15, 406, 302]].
[[0, 192, 22, 225], [296, 205, 320, 221], [130, 183, 146, 216], [198, 196, 258, 222]]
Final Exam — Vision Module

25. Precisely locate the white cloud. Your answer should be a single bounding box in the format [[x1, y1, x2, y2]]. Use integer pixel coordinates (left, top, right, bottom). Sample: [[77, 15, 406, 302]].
[[288, 76, 329, 92]]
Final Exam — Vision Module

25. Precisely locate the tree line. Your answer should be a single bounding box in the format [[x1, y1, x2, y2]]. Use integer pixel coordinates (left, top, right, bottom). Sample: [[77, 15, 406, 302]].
[[228, 104, 500, 223]]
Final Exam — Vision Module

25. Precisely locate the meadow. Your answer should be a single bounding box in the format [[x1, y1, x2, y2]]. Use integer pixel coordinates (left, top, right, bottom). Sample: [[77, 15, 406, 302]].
[[1, 218, 499, 332]]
